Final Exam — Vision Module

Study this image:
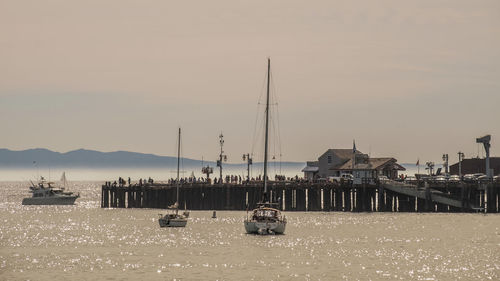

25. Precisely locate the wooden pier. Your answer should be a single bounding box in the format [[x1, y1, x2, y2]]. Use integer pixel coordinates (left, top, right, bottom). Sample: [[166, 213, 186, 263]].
[[101, 181, 500, 213]]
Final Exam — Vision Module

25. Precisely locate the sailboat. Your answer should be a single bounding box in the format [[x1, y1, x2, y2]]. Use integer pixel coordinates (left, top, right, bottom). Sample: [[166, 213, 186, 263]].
[[61, 172, 67, 190], [158, 128, 188, 227], [244, 58, 287, 235]]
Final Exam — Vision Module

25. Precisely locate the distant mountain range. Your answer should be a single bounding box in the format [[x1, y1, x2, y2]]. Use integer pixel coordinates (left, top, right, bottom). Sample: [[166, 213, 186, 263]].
[[0, 148, 306, 169]]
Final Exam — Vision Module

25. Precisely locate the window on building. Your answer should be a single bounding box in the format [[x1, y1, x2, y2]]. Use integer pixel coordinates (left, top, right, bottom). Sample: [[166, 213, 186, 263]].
[[327, 155, 332, 164]]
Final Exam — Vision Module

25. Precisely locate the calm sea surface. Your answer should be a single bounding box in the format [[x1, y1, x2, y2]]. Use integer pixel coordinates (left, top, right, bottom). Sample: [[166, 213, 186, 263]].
[[1, 181, 499, 280]]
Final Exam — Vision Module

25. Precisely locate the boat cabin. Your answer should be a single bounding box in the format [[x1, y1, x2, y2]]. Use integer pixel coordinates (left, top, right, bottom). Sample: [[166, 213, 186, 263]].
[[251, 207, 280, 222]]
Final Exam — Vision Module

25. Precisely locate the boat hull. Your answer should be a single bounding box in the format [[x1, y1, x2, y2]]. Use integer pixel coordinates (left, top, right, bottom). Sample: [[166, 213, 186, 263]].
[[159, 217, 188, 228], [22, 196, 79, 205], [244, 220, 286, 235]]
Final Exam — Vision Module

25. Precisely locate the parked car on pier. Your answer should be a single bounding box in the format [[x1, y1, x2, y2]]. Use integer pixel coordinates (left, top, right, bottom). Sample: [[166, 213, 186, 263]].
[[328, 174, 353, 183], [449, 175, 461, 182], [434, 175, 447, 183], [477, 175, 492, 182], [378, 175, 389, 182], [463, 174, 478, 183]]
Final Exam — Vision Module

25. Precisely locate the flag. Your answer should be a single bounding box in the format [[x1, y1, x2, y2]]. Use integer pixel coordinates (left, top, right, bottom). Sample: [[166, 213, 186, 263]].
[[416, 159, 419, 166], [352, 139, 356, 169]]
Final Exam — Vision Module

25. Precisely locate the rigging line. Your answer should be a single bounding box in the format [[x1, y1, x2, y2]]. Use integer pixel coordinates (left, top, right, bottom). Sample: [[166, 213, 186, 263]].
[[270, 68, 283, 174], [250, 105, 262, 156], [268, 69, 275, 176], [275, 95, 282, 165], [250, 67, 270, 156], [180, 128, 184, 179], [269, 74, 276, 176], [270, 98, 278, 176], [274, 110, 280, 175], [255, 114, 266, 173], [251, 104, 266, 158], [272, 108, 278, 175]]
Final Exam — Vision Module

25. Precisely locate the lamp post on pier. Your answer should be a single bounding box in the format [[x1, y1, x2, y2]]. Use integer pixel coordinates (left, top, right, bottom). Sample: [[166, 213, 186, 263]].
[[442, 154, 449, 175], [202, 166, 213, 181], [458, 151, 464, 178], [217, 133, 227, 184], [242, 153, 253, 183]]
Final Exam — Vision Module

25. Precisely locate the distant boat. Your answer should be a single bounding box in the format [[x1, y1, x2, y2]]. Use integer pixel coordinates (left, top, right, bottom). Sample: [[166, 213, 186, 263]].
[[244, 58, 287, 235], [158, 128, 188, 227], [22, 174, 79, 205]]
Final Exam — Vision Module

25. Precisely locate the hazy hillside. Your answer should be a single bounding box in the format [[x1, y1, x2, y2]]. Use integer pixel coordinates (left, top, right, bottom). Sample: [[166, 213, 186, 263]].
[[0, 148, 306, 170]]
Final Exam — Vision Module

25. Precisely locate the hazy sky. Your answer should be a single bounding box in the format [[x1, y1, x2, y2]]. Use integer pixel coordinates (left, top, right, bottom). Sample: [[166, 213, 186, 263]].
[[1, 0, 499, 165]]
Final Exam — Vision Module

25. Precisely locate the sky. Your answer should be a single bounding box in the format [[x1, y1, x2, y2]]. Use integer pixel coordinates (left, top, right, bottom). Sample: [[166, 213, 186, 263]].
[[1, 0, 499, 165]]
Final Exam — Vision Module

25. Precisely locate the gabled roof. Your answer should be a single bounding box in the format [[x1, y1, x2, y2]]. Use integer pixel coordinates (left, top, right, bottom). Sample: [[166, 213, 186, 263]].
[[330, 159, 350, 169], [320, 149, 363, 160], [332, 157, 406, 171]]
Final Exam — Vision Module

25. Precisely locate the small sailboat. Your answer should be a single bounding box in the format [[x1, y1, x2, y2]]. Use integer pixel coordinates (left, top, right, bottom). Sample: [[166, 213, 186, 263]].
[[244, 58, 287, 235], [60, 172, 67, 190], [159, 128, 188, 228]]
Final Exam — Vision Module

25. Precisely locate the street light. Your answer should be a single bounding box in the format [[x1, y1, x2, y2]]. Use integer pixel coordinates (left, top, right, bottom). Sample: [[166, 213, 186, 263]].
[[202, 166, 213, 181], [217, 133, 227, 184], [242, 153, 253, 183], [442, 154, 449, 175]]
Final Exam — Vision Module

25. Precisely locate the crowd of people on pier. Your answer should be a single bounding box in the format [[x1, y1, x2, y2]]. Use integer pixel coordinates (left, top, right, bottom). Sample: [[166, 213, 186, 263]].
[[104, 177, 155, 187], [103, 174, 308, 187]]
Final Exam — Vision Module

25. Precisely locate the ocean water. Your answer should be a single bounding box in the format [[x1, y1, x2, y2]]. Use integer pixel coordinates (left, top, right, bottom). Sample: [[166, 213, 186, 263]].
[[1, 181, 499, 280]]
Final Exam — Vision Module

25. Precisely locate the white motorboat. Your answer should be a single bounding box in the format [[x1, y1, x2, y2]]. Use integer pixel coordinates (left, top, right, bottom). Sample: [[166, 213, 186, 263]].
[[22, 174, 79, 205]]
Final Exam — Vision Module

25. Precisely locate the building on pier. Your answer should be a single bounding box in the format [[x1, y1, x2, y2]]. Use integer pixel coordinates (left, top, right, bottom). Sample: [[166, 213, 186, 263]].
[[303, 148, 404, 182], [333, 156, 406, 185], [317, 149, 363, 178], [449, 157, 500, 176], [301, 161, 319, 181]]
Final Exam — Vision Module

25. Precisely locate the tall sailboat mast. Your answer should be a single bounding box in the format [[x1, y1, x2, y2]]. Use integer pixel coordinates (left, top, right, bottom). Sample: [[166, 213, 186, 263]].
[[263, 58, 271, 202], [176, 127, 181, 205]]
